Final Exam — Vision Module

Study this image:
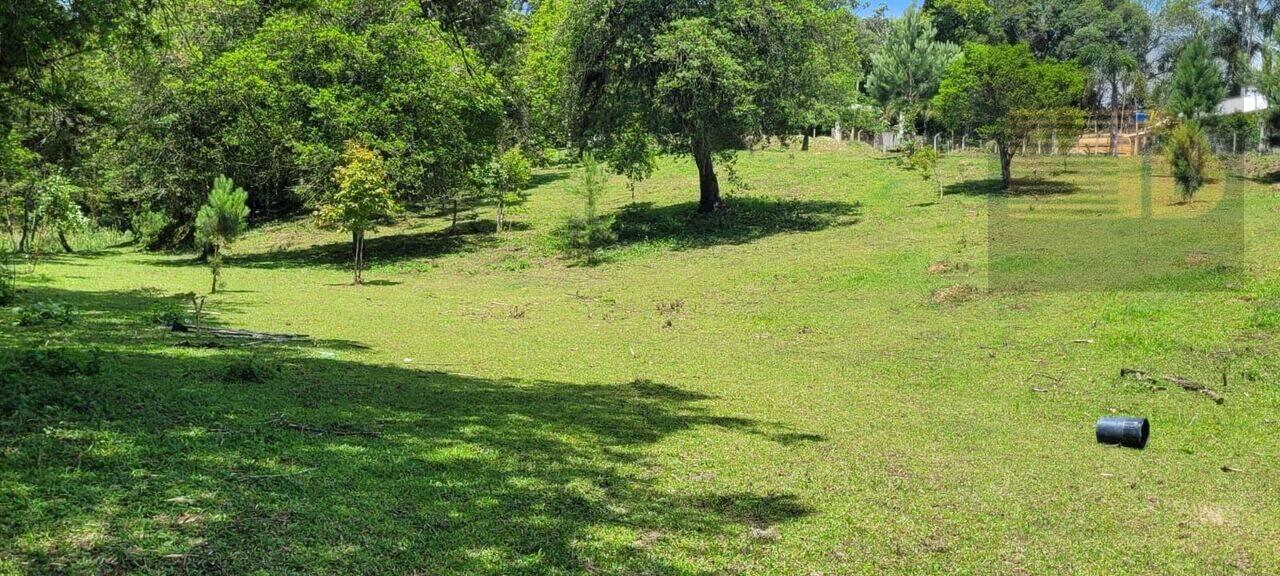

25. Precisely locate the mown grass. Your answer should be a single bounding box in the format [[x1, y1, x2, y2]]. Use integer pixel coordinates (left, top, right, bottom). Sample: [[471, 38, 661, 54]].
[[3, 140, 1280, 575]]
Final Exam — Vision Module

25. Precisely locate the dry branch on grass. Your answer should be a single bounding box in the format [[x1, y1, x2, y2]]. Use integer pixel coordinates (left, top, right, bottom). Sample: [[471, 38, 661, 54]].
[[1121, 367, 1224, 404]]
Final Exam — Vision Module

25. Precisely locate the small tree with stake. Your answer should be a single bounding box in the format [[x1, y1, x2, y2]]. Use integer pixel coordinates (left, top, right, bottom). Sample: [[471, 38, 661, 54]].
[[315, 142, 399, 285], [195, 175, 249, 294], [897, 140, 944, 198], [559, 152, 616, 264], [481, 147, 533, 233], [1168, 122, 1211, 203]]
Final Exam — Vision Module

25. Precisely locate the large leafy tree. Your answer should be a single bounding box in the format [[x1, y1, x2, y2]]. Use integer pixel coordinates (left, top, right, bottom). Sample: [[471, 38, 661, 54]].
[[513, 0, 572, 155], [566, 0, 831, 213], [866, 7, 958, 137], [0, 0, 154, 128], [1064, 0, 1151, 155], [1166, 36, 1227, 121], [795, 3, 863, 151], [1259, 23, 1280, 147], [1206, 0, 1272, 95], [991, 0, 1087, 58], [934, 43, 1087, 187], [923, 0, 994, 45], [90, 0, 503, 246]]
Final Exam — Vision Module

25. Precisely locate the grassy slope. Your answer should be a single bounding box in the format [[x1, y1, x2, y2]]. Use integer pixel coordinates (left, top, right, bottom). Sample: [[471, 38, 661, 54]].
[[3, 141, 1279, 575]]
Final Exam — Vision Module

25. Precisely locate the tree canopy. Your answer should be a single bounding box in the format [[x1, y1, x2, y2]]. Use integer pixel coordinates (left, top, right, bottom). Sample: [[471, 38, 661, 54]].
[[565, 0, 840, 212], [934, 42, 1086, 187], [1166, 36, 1227, 121], [866, 7, 958, 135]]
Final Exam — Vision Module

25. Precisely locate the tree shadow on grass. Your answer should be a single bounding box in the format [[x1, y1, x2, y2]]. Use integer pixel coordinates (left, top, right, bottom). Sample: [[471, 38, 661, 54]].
[[611, 196, 862, 252], [147, 223, 530, 272], [0, 286, 816, 575], [943, 178, 1081, 197], [529, 169, 573, 188]]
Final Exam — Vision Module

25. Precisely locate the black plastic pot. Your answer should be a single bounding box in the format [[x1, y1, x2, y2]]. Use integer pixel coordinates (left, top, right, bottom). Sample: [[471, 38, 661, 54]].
[[1096, 416, 1149, 449]]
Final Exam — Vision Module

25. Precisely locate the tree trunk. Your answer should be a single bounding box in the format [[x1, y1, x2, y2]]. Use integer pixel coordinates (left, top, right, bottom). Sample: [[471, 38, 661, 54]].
[[1261, 116, 1269, 153], [693, 144, 723, 213], [497, 197, 505, 233], [353, 229, 365, 284], [18, 190, 33, 253], [210, 244, 220, 294], [802, 128, 811, 151], [998, 141, 1014, 189], [57, 229, 73, 253], [1110, 80, 1120, 157], [451, 198, 459, 229]]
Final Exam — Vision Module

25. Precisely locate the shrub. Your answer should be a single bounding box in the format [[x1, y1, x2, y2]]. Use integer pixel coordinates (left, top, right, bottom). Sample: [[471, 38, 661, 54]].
[[13, 347, 104, 377], [223, 356, 279, 383], [146, 300, 188, 327], [1, 348, 111, 427], [557, 153, 616, 264], [897, 140, 943, 197], [1168, 122, 1211, 202], [16, 300, 78, 326], [0, 269, 14, 306], [131, 209, 170, 248]]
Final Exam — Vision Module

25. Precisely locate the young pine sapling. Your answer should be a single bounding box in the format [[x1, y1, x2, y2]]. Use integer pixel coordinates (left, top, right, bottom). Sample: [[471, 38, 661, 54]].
[[1168, 122, 1211, 203], [195, 175, 250, 293], [560, 153, 616, 264]]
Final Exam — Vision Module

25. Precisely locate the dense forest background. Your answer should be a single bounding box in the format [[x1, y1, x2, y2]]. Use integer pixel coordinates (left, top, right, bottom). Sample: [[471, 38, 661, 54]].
[[2, 0, 1276, 250]]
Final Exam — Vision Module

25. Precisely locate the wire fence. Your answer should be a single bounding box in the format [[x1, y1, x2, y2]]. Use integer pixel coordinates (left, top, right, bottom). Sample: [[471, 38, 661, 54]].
[[863, 113, 1274, 158]]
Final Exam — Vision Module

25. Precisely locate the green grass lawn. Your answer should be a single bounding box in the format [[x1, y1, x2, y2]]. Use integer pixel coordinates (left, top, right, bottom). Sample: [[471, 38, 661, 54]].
[[3, 141, 1280, 574]]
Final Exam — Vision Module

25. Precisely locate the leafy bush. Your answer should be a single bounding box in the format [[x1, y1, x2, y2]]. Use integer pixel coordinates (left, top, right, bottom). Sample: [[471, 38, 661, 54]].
[[0, 271, 14, 306], [896, 140, 942, 196], [17, 300, 78, 326], [131, 209, 170, 248], [223, 357, 279, 383], [12, 347, 104, 377], [1, 348, 112, 427], [557, 153, 616, 264], [146, 300, 188, 327], [1168, 122, 1211, 202]]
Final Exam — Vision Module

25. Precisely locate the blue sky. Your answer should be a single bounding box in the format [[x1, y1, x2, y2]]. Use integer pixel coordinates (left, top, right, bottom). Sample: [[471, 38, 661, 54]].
[[856, 0, 916, 17]]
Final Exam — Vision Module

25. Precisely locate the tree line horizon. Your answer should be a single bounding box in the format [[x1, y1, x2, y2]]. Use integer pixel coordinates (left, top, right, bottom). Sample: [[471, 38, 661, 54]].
[[0, 0, 1270, 254]]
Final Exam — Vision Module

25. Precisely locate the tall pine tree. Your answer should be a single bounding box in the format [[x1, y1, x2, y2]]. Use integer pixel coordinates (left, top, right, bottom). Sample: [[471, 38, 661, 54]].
[[866, 7, 958, 137], [1166, 37, 1227, 121]]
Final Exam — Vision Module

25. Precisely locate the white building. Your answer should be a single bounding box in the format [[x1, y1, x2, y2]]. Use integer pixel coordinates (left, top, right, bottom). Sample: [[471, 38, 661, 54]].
[[1216, 88, 1269, 115]]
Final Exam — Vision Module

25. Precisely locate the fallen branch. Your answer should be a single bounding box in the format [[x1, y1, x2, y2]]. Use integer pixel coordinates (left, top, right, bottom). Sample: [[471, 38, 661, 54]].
[[173, 323, 310, 343], [1120, 367, 1149, 380], [1162, 375, 1225, 405], [233, 467, 317, 482], [268, 415, 382, 438]]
